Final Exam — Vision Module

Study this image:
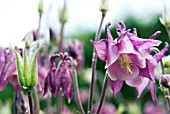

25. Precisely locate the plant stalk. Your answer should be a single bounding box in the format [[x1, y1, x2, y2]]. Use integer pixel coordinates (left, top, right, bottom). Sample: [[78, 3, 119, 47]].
[[73, 69, 85, 114], [27, 91, 34, 114], [88, 13, 105, 114], [96, 74, 108, 114]]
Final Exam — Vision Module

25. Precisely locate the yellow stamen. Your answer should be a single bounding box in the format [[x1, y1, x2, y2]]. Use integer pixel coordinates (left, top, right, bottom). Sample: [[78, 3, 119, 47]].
[[118, 54, 132, 74]]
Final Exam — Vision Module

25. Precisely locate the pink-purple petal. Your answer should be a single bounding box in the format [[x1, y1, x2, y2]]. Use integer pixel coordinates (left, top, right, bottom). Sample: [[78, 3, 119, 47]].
[[109, 78, 123, 97], [136, 77, 149, 98], [91, 39, 108, 61], [107, 61, 139, 81], [150, 81, 157, 103]]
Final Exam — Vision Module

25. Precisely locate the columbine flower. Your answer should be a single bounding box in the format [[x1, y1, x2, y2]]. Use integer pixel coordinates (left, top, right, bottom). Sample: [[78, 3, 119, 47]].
[[118, 22, 168, 102], [64, 39, 84, 70], [92, 22, 168, 102], [91, 103, 116, 114], [44, 53, 73, 102], [0, 48, 21, 92], [144, 102, 167, 114], [92, 22, 145, 81]]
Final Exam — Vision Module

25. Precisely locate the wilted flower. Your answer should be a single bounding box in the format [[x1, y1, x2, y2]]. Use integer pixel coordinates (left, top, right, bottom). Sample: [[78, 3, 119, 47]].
[[91, 103, 116, 114], [64, 39, 84, 70], [44, 53, 73, 102]]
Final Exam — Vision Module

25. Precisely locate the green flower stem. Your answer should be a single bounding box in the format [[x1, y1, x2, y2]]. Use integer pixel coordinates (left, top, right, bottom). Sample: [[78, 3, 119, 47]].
[[166, 27, 170, 41], [96, 74, 108, 114], [88, 13, 106, 114], [59, 16, 65, 52], [57, 91, 63, 114], [73, 69, 85, 114], [27, 90, 34, 114], [33, 88, 40, 114]]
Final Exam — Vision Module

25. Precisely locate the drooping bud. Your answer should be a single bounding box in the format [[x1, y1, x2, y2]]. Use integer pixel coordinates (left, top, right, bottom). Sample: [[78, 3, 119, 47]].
[[59, 0, 68, 24], [159, 3, 170, 28], [160, 74, 170, 88], [38, 0, 43, 17], [100, 0, 108, 16]]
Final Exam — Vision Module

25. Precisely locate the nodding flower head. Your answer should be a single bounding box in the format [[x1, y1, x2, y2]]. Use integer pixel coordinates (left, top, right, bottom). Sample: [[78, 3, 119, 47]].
[[44, 53, 73, 102], [64, 39, 84, 70]]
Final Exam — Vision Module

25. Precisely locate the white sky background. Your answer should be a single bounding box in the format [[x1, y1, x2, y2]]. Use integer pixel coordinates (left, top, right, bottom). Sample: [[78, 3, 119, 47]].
[[0, 0, 170, 47]]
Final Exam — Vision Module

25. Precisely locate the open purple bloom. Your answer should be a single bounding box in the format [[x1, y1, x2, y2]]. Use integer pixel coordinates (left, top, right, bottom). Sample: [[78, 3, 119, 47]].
[[92, 22, 145, 81], [44, 53, 73, 102], [92, 22, 168, 102]]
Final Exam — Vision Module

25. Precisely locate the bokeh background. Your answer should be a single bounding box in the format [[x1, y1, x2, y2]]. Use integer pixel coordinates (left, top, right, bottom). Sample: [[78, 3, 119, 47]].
[[0, 0, 170, 114]]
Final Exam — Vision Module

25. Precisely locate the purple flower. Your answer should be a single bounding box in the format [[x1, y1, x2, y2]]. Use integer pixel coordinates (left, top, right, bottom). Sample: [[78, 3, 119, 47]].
[[160, 74, 170, 88], [37, 55, 50, 94], [64, 39, 84, 70], [92, 22, 145, 81], [92, 22, 168, 102], [0, 48, 21, 92], [16, 92, 29, 114], [44, 53, 73, 102], [144, 102, 167, 114], [91, 103, 116, 114]]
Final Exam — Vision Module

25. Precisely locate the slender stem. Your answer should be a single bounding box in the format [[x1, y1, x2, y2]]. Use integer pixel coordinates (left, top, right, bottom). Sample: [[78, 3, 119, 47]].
[[96, 75, 108, 114], [47, 95, 52, 114], [14, 92, 19, 114], [166, 27, 170, 41], [88, 13, 105, 114], [33, 88, 40, 114], [57, 90, 63, 114], [27, 91, 34, 114], [59, 22, 65, 52], [73, 69, 85, 114], [163, 88, 170, 111]]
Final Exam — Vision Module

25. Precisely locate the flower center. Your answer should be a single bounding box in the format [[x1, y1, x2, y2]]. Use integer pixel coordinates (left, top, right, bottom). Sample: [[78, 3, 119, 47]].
[[118, 54, 132, 74]]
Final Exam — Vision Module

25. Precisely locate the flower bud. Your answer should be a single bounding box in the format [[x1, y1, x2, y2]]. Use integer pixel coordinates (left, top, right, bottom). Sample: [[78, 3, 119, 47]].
[[59, 0, 68, 24], [100, 0, 108, 16], [160, 74, 170, 88], [13, 33, 45, 90], [160, 4, 170, 28], [38, 0, 43, 17]]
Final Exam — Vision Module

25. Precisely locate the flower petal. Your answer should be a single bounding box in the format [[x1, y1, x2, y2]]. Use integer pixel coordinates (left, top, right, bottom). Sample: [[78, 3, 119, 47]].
[[107, 60, 139, 81], [126, 76, 144, 87], [91, 39, 107, 61], [109, 78, 123, 97], [136, 77, 149, 98], [150, 81, 157, 103]]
